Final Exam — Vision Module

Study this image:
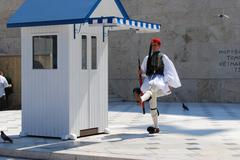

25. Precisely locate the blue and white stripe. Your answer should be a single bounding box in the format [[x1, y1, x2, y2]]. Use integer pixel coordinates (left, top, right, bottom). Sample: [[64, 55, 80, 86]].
[[88, 17, 160, 32]]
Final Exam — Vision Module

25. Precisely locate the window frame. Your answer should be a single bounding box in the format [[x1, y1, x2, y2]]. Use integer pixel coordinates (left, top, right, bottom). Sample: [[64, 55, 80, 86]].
[[32, 34, 58, 70], [81, 35, 87, 70], [91, 36, 97, 70]]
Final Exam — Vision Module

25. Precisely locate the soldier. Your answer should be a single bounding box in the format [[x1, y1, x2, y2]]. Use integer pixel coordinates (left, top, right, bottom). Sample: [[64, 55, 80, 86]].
[[134, 38, 181, 134]]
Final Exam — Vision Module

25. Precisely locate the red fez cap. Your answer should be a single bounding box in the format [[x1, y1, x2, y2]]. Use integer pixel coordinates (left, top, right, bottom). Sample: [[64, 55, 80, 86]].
[[151, 37, 161, 44]]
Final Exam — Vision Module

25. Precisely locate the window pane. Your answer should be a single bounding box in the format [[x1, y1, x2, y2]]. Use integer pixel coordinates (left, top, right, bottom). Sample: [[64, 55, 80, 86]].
[[33, 35, 57, 69], [82, 35, 87, 70], [91, 36, 97, 69]]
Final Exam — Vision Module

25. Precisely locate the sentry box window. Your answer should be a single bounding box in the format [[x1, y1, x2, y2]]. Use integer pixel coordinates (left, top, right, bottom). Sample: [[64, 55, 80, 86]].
[[33, 35, 57, 69], [81, 35, 97, 70], [82, 35, 87, 70], [91, 36, 97, 70]]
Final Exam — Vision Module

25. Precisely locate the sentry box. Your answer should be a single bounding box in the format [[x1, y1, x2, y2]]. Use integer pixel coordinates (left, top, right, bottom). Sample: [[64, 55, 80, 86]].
[[7, 0, 160, 140]]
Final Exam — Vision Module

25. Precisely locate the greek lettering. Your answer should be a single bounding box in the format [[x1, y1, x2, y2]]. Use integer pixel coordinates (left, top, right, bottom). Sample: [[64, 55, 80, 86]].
[[218, 49, 240, 72]]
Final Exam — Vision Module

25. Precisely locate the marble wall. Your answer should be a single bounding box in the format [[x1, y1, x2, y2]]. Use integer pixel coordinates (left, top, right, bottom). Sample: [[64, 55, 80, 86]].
[[0, 0, 240, 102], [109, 0, 240, 102]]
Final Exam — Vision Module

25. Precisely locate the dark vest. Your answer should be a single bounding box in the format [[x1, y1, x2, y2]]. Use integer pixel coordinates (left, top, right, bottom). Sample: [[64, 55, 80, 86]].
[[146, 51, 164, 76]]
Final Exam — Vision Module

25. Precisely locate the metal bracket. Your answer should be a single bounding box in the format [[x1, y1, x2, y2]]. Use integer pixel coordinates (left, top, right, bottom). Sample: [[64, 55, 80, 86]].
[[102, 26, 108, 42], [73, 24, 82, 39], [102, 25, 116, 42]]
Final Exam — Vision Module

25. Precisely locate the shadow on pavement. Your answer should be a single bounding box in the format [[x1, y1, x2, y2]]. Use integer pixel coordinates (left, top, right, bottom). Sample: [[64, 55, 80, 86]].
[[109, 102, 240, 121], [100, 133, 149, 142]]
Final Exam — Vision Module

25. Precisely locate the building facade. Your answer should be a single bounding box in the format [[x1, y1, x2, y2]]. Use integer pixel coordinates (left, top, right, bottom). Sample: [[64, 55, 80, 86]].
[[1, 0, 240, 104]]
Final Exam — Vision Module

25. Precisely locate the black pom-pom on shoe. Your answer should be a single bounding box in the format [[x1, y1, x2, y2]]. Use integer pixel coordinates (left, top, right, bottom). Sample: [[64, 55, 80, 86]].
[[147, 126, 160, 134]]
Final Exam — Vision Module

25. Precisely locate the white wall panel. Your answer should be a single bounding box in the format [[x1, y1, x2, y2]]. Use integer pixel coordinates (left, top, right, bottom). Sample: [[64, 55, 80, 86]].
[[21, 25, 70, 138], [69, 25, 108, 136]]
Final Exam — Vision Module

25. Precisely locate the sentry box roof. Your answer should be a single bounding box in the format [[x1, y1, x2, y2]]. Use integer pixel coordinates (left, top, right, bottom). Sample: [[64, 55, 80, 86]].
[[7, 0, 160, 33]]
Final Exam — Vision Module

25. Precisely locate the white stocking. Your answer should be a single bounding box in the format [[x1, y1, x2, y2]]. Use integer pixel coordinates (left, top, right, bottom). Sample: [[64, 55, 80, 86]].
[[149, 93, 159, 128]]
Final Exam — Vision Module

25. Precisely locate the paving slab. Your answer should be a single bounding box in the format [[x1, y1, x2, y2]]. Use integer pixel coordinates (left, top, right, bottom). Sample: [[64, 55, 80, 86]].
[[0, 102, 240, 160]]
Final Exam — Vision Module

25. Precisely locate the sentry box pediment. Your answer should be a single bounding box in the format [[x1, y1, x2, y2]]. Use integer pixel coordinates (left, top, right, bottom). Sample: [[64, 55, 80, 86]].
[[7, 0, 160, 140]]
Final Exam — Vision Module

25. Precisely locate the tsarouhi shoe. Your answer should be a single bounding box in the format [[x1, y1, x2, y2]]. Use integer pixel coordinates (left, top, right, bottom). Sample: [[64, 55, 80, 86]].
[[147, 126, 160, 134]]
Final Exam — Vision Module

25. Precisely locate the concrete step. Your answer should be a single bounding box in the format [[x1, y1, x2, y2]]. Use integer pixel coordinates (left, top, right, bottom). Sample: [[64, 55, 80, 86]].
[[0, 156, 28, 160], [109, 94, 123, 102], [0, 149, 133, 160], [109, 94, 119, 98]]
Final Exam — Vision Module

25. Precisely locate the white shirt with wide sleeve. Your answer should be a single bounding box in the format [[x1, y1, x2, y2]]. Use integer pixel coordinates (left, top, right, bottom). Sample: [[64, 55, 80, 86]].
[[0, 75, 9, 97], [140, 53, 181, 97]]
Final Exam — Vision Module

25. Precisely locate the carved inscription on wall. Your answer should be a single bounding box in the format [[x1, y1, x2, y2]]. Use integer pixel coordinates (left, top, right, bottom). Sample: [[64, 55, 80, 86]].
[[219, 49, 240, 72]]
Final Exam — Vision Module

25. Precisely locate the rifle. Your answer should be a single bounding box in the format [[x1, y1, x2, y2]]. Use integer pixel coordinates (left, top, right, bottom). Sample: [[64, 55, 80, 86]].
[[138, 59, 146, 114]]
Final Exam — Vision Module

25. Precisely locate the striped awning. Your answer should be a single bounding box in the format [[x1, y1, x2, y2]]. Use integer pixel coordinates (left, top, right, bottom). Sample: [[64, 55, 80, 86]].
[[87, 17, 160, 33]]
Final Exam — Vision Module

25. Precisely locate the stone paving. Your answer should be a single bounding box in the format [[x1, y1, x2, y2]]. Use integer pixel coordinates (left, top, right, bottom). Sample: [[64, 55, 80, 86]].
[[0, 102, 240, 160]]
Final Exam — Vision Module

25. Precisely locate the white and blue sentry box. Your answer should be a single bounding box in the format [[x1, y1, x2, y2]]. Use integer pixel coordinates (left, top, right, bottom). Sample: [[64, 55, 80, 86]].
[[7, 0, 160, 140]]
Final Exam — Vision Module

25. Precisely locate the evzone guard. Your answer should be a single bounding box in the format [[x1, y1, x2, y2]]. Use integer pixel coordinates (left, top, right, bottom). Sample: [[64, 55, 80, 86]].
[[134, 37, 181, 134]]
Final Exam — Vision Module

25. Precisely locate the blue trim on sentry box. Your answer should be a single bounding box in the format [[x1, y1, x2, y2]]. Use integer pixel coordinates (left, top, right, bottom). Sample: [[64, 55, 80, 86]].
[[114, 0, 129, 18], [86, 0, 102, 18]]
